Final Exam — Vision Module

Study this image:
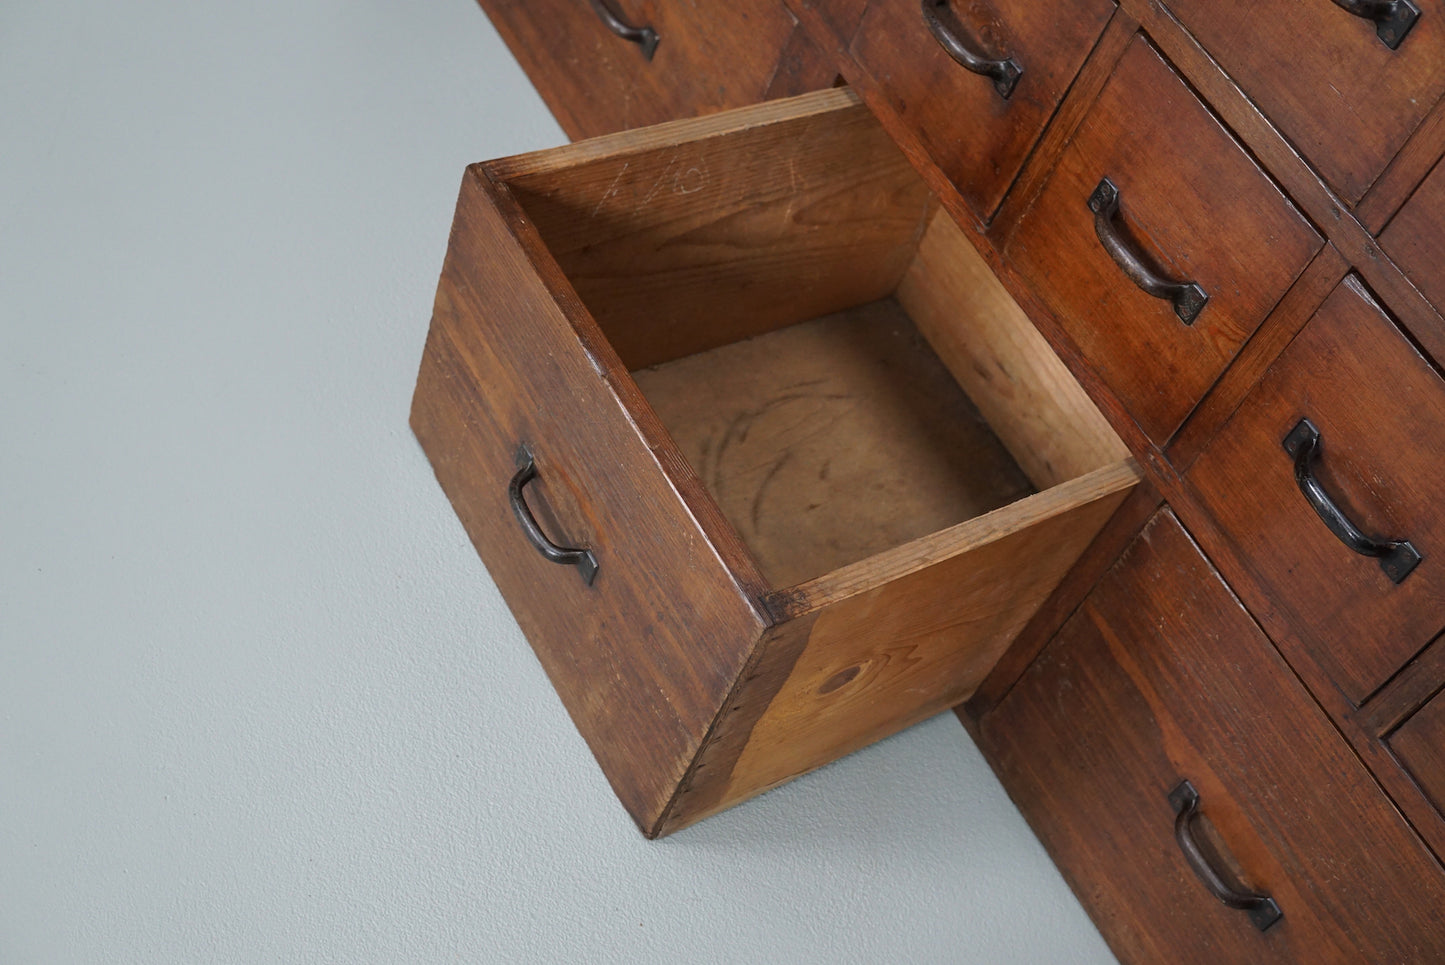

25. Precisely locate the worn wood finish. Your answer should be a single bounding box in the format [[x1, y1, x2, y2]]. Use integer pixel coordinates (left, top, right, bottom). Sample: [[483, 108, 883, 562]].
[[1007, 36, 1323, 446], [633, 300, 1035, 588], [848, 0, 1115, 225], [411, 170, 768, 834], [897, 209, 1129, 489], [980, 511, 1445, 964], [1381, 154, 1445, 310], [1160, 0, 1445, 204], [1190, 276, 1445, 705], [785, 0, 871, 49], [495, 89, 934, 369], [1390, 684, 1445, 826], [475, 0, 806, 141]]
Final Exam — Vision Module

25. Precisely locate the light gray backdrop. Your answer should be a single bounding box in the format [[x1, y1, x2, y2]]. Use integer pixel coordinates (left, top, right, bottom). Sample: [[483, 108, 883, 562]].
[[0, 1, 1117, 961]]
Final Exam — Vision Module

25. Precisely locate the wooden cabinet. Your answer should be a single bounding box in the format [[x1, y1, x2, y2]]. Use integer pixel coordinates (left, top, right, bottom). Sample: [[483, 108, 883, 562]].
[[847, 0, 1115, 224], [980, 511, 1445, 963], [1189, 276, 1445, 706], [1006, 36, 1322, 446], [439, 0, 1445, 954], [413, 90, 1136, 836], [473, 0, 823, 140]]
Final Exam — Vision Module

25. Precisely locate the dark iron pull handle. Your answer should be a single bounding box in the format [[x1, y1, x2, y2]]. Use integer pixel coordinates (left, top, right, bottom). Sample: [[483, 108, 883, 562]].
[[588, 0, 659, 60], [921, 0, 1023, 99], [1282, 418, 1421, 584], [508, 444, 599, 586], [1330, 0, 1420, 49], [1168, 781, 1283, 932], [1088, 177, 1209, 325]]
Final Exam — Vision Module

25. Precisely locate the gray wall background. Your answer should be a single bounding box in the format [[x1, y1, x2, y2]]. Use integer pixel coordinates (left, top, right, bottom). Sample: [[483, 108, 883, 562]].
[[0, 1, 1117, 961]]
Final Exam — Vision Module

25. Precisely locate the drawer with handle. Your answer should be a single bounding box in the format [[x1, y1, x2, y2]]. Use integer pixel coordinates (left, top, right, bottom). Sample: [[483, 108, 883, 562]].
[[410, 89, 1137, 836], [1189, 275, 1445, 707], [846, 0, 1116, 225], [1162, 0, 1445, 204], [1005, 35, 1323, 447], [475, 0, 805, 140], [980, 510, 1445, 963]]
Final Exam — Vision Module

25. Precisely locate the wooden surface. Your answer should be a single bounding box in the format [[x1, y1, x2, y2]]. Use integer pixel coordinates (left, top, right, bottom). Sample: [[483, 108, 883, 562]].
[[1188, 275, 1445, 706], [1161, 0, 1445, 204], [1382, 154, 1445, 309], [474, 0, 807, 141], [411, 166, 770, 835], [848, 0, 1114, 224], [633, 299, 1035, 588], [493, 88, 934, 370], [980, 511, 1445, 964], [1390, 684, 1445, 826], [1006, 36, 1323, 446], [898, 208, 1129, 490]]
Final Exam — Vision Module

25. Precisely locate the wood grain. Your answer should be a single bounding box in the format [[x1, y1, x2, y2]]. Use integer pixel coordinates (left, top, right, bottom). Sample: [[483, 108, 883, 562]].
[[633, 299, 1034, 588], [1390, 685, 1445, 827], [1189, 275, 1445, 706], [1006, 35, 1324, 446], [494, 90, 935, 369], [474, 0, 803, 141], [1161, 0, 1445, 205], [1381, 153, 1445, 310], [980, 511, 1445, 963], [848, 0, 1115, 224]]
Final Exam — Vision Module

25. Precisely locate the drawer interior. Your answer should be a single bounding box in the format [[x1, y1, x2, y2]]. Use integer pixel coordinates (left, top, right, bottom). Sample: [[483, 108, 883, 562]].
[[493, 89, 1130, 594]]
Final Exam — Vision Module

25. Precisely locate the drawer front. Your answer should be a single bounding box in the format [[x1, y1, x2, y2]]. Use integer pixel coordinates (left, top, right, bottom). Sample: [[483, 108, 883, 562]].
[[1006, 36, 1322, 446], [788, 0, 870, 45], [1164, 0, 1445, 203], [1391, 682, 1445, 826], [1381, 155, 1445, 308], [981, 511, 1445, 964], [410, 165, 765, 832], [848, 0, 1115, 224], [1189, 276, 1445, 705], [478, 0, 802, 140]]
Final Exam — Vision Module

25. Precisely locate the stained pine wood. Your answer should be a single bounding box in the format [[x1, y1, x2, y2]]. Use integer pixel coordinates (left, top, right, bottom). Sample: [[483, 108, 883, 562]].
[[474, 0, 805, 141], [1189, 276, 1445, 706], [1382, 155, 1445, 310], [848, 0, 1115, 224], [1390, 684, 1445, 826], [413, 91, 1135, 834], [494, 88, 934, 369], [1006, 36, 1323, 447], [979, 511, 1445, 964], [1161, 0, 1445, 205], [633, 300, 1036, 588]]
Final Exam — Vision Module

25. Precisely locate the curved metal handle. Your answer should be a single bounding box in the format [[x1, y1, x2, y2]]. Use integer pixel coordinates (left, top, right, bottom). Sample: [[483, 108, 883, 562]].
[[1168, 781, 1283, 932], [1330, 0, 1420, 49], [588, 0, 659, 60], [921, 0, 1022, 99], [1088, 177, 1208, 325], [509, 444, 599, 586], [1282, 418, 1420, 584]]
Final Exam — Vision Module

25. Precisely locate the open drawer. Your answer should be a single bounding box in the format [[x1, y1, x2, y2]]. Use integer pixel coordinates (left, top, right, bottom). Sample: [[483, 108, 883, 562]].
[[410, 88, 1138, 836]]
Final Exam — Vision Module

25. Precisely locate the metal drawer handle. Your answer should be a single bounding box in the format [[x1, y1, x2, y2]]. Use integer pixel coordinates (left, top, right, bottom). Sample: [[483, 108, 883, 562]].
[[1168, 781, 1283, 933], [509, 444, 599, 586], [1088, 177, 1209, 325], [588, 0, 659, 60], [921, 0, 1023, 99], [1283, 418, 1421, 584], [1330, 0, 1420, 49]]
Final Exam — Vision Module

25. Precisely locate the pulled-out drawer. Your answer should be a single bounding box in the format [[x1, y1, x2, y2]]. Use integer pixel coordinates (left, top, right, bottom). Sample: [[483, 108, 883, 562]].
[[411, 89, 1137, 835]]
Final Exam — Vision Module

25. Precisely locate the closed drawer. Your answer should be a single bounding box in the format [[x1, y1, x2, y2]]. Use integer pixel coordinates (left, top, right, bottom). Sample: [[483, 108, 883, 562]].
[[1164, 0, 1445, 204], [848, 0, 1115, 224], [1381, 154, 1445, 308], [411, 89, 1138, 836], [476, 0, 804, 140], [1189, 276, 1445, 706], [981, 511, 1445, 963], [1006, 36, 1323, 446], [1392, 681, 1445, 826]]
